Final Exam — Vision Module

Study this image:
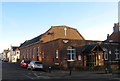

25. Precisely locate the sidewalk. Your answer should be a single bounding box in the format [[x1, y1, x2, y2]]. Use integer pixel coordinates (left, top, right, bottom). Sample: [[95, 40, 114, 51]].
[[42, 70, 120, 80], [14, 62, 120, 80]]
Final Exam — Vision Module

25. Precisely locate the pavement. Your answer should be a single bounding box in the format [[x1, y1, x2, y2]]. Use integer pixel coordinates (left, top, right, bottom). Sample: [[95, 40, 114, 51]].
[[15, 62, 120, 80], [32, 69, 120, 80], [2, 62, 120, 81]]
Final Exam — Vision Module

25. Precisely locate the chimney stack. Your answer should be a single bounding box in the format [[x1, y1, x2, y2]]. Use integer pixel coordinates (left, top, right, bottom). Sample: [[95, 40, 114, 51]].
[[113, 23, 119, 32], [107, 34, 109, 40]]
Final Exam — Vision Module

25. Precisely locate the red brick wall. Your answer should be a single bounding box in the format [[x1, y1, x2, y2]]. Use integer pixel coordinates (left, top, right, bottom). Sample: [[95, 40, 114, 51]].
[[20, 42, 41, 61]]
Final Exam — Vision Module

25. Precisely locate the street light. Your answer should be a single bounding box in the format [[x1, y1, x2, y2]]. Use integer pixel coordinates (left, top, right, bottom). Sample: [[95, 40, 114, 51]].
[[108, 50, 112, 73], [107, 40, 112, 73], [67, 60, 74, 76]]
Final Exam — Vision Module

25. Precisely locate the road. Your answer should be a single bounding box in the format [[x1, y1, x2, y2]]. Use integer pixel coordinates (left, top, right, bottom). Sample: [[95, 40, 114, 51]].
[[2, 61, 49, 80], [2, 61, 120, 81]]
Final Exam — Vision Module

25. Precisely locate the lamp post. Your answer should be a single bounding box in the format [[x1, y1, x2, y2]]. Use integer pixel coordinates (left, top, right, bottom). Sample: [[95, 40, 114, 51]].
[[68, 61, 71, 75], [108, 40, 112, 73], [106, 34, 112, 73], [108, 50, 112, 73], [67, 60, 74, 76]]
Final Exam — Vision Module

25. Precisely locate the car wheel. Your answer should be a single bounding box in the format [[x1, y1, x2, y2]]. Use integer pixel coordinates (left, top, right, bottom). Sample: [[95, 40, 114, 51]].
[[31, 67, 34, 71], [27, 67, 30, 70]]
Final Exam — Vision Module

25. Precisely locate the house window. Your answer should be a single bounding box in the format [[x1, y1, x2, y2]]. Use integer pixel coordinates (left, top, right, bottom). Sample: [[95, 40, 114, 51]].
[[22, 53, 24, 58], [16, 52, 19, 54], [30, 49, 31, 58], [37, 47, 39, 56], [104, 48, 108, 60], [98, 55, 101, 60], [27, 50, 29, 59], [78, 55, 81, 60], [31, 48, 34, 58], [115, 49, 120, 60], [33, 48, 35, 58], [24, 54, 26, 58], [42, 52, 44, 58], [56, 50, 58, 58], [67, 46, 76, 61]]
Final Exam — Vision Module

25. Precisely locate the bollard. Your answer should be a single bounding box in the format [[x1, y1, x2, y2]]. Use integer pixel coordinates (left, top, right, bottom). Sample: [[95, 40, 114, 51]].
[[105, 68, 108, 74], [69, 68, 71, 76], [49, 67, 51, 73]]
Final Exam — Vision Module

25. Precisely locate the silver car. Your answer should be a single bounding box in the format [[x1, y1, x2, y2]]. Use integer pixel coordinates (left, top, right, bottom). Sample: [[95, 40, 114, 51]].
[[27, 61, 43, 70]]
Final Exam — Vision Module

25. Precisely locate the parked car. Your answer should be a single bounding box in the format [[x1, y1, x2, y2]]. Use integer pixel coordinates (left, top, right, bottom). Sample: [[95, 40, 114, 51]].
[[27, 61, 43, 70], [1, 58, 4, 61], [20, 60, 30, 68], [3, 58, 9, 62]]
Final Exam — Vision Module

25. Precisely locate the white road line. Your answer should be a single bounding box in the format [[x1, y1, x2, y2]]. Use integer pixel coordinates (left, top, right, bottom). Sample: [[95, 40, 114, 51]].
[[38, 76, 50, 79], [23, 74, 34, 79], [33, 73, 50, 79], [33, 73, 39, 78]]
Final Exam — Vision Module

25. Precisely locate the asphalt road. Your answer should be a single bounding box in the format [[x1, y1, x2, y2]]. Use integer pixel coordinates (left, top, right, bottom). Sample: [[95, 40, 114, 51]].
[[1, 61, 120, 81], [2, 61, 48, 80]]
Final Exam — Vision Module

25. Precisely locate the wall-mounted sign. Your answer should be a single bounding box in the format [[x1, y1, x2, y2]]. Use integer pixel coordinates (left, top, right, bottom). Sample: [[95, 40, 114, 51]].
[[63, 40, 69, 43]]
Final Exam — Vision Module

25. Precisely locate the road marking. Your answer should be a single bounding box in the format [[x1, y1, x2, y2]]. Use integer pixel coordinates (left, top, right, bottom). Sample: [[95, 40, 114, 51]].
[[112, 77, 120, 80], [23, 74, 34, 79], [28, 72, 31, 74], [33, 73, 39, 78], [33, 72, 50, 79]]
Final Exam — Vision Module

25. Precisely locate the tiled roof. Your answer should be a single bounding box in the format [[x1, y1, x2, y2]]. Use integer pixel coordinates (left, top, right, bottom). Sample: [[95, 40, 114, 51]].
[[19, 25, 85, 47], [20, 35, 42, 48], [82, 44, 103, 54], [108, 32, 120, 42], [41, 25, 85, 43], [11, 46, 19, 51], [82, 44, 97, 54]]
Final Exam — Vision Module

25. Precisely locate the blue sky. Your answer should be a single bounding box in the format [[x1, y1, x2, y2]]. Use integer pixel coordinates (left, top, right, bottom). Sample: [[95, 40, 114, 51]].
[[0, 1, 119, 52]]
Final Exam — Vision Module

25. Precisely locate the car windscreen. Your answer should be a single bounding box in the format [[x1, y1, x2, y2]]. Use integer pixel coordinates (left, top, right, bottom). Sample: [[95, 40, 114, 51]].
[[35, 62, 42, 64], [24, 60, 30, 63]]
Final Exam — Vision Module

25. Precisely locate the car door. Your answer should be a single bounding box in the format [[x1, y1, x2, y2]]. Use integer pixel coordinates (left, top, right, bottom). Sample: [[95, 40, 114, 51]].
[[27, 61, 32, 69], [20, 60, 24, 67]]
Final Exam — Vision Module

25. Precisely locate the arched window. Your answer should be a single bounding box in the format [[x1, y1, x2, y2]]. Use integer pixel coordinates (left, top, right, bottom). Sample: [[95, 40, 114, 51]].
[[103, 48, 108, 60], [37, 47, 39, 56], [67, 46, 76, 61], [30, 49, 31, 58]]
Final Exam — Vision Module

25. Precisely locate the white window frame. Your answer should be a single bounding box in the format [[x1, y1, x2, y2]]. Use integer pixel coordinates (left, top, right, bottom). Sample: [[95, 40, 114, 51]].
[[104, 48, 108, 60], [30, 49, 31, 58], [33, 48, 35, 58], [78, 55, 81, 61], [24, 53, 26, 58], [98, 54, 100, 60], [56, 50, 59, 58], [22, 53, 24, 58], [27, 50, 29, 59], [67, 46, 76, 61], [42, 52, 44, 58]]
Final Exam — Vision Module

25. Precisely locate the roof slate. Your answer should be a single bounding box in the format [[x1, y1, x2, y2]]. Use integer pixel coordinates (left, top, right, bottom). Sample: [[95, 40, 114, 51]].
[[19, 35, 41, 48], [11, 46, 19, 51], [82, 44, 103, 54], [82, 44, 97, 54], [108, 32, 120, 43]]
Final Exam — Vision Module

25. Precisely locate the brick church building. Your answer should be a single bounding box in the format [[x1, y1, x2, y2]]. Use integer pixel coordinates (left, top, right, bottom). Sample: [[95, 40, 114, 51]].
[[20, 25, 120, 70]]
